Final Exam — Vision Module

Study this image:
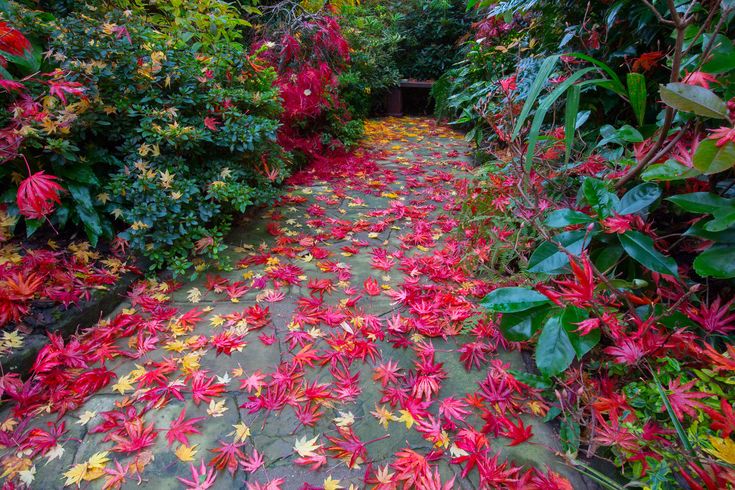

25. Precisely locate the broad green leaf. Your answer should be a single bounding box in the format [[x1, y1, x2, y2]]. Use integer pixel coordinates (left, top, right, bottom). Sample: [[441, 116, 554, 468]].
[[598, 124, 644, 146], [25, 218, 43, 237], [693, 245, 735, 278], [619, 230, 679, 277], [667, 192, 733, 214], [659, 82, 728, 119], [702, 34, 735, 74], [527, 230, 594, 274], [705, 207, 735, 232], [685, 220, 735, 243], [535, 315, 576, 377], [564, 85, 580, 162], [581, 177, 619, 217], [67, 183, 103, 246], [616, 183, 661, 215], [626, 72, 647, 126], [693, 140, 735, 175], [544, 208, 594, 228], [592, 245, 623, 273], [498, 306, 549, 341], [508, 370, 552, 389], [560, 419, 581, 455], [481, 287, 550, 313], [561, 306, 599, 359], [642, 159, 700, 182]]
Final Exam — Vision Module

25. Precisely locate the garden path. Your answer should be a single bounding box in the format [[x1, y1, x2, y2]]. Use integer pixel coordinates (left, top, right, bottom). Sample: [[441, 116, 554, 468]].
[[7, 118, 592, 489]]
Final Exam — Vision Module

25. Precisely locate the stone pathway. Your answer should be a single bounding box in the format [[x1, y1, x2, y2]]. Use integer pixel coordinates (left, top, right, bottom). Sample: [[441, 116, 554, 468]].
[[0, 118, 591, 489]]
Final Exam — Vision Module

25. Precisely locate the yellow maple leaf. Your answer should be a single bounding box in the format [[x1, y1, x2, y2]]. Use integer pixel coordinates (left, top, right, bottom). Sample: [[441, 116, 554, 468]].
[[294, 435, 322, 457], [323, 476, 343, 490], [164, 340, 188, 353], [186, 287, 202, 303], [705, 436, 735, 464], [76, 410, 97, 426], [86, 451, 110, 470], [371, 405, 396, 429], [207, 399, 228, 417], [230, 422, 251, 443], [63, 463, 88, 486], [1, 331, 23, 350], [396, 410, 415, 429], [0, 418, 18, 432], [111, 375, 134, 395], [374, 465, 395, 484], [334, 411, 354, 427], [175, 444, 198, 462]]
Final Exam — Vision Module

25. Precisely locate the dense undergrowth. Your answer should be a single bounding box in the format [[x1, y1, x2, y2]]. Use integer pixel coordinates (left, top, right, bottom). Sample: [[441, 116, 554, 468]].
[[0, 0, 416, 330], [434, 0, 735, 487]]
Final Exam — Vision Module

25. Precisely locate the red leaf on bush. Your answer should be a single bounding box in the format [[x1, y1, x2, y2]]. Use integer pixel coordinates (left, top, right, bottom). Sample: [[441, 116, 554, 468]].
[[46, 78, 85, 105], [664, 377, 708, 421], [0, 21, 31, 56], [16, 171, 64, 219]]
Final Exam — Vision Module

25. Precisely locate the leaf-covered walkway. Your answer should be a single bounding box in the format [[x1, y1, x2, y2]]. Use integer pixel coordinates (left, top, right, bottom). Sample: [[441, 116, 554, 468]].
[[2, 118, 589, 489]]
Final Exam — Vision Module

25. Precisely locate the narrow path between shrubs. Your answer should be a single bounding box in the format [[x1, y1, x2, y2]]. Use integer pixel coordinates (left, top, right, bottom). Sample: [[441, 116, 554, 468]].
[[1, 118, 591, 489]]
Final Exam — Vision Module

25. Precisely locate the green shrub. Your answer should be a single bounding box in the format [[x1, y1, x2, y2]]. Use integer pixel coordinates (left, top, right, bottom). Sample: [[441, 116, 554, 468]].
[[339, 2, 402, 118]]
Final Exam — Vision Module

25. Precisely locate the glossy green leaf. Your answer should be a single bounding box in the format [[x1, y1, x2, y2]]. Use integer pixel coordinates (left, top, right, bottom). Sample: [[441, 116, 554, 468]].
[[693, 245, 735, 279], [641, 159, 700, 182], [535, 315, 576, 377], [667, 192, 733, 214], [67, 183, 103, 247], [659, 82, 728, 119], [701, 34, 735, 74], [616, 183, 661, 215], [480, 287, 550, 313], [581, 177, 619, 217], [498, 306, 549, 341], [592, 245, 624, 273], [527, 230, 594, 274], [693, 140, 735, 175], [704, 207, 735, 232], [544, 208, 594, 228], [685, 220, 735, 243], [619, 230, 679, 277], [561, 306, 599, 359]]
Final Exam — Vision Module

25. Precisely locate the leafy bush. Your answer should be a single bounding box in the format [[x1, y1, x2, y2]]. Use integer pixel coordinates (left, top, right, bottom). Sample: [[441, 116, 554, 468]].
[[452, 0, 735, 487], [0, 6, 109, 243], [1, 1, 287, 277], [394, 0, 473, 80], [257, 11, 363, 164], [338, 2, 402, 118]]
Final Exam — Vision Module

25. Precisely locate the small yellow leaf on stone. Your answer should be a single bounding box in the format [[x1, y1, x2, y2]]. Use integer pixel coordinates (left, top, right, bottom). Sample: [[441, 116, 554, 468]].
[[186, 287, 201, 303], [175, 444, 198, 462], [207, 399, 228, 417], [396, 410, 415, 429], [294, 435, 322, 457], [334, 411, 354, 427], [323, 476, 343, 490], [230, 422, 251, 443], [76, 411, 96, 426]]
